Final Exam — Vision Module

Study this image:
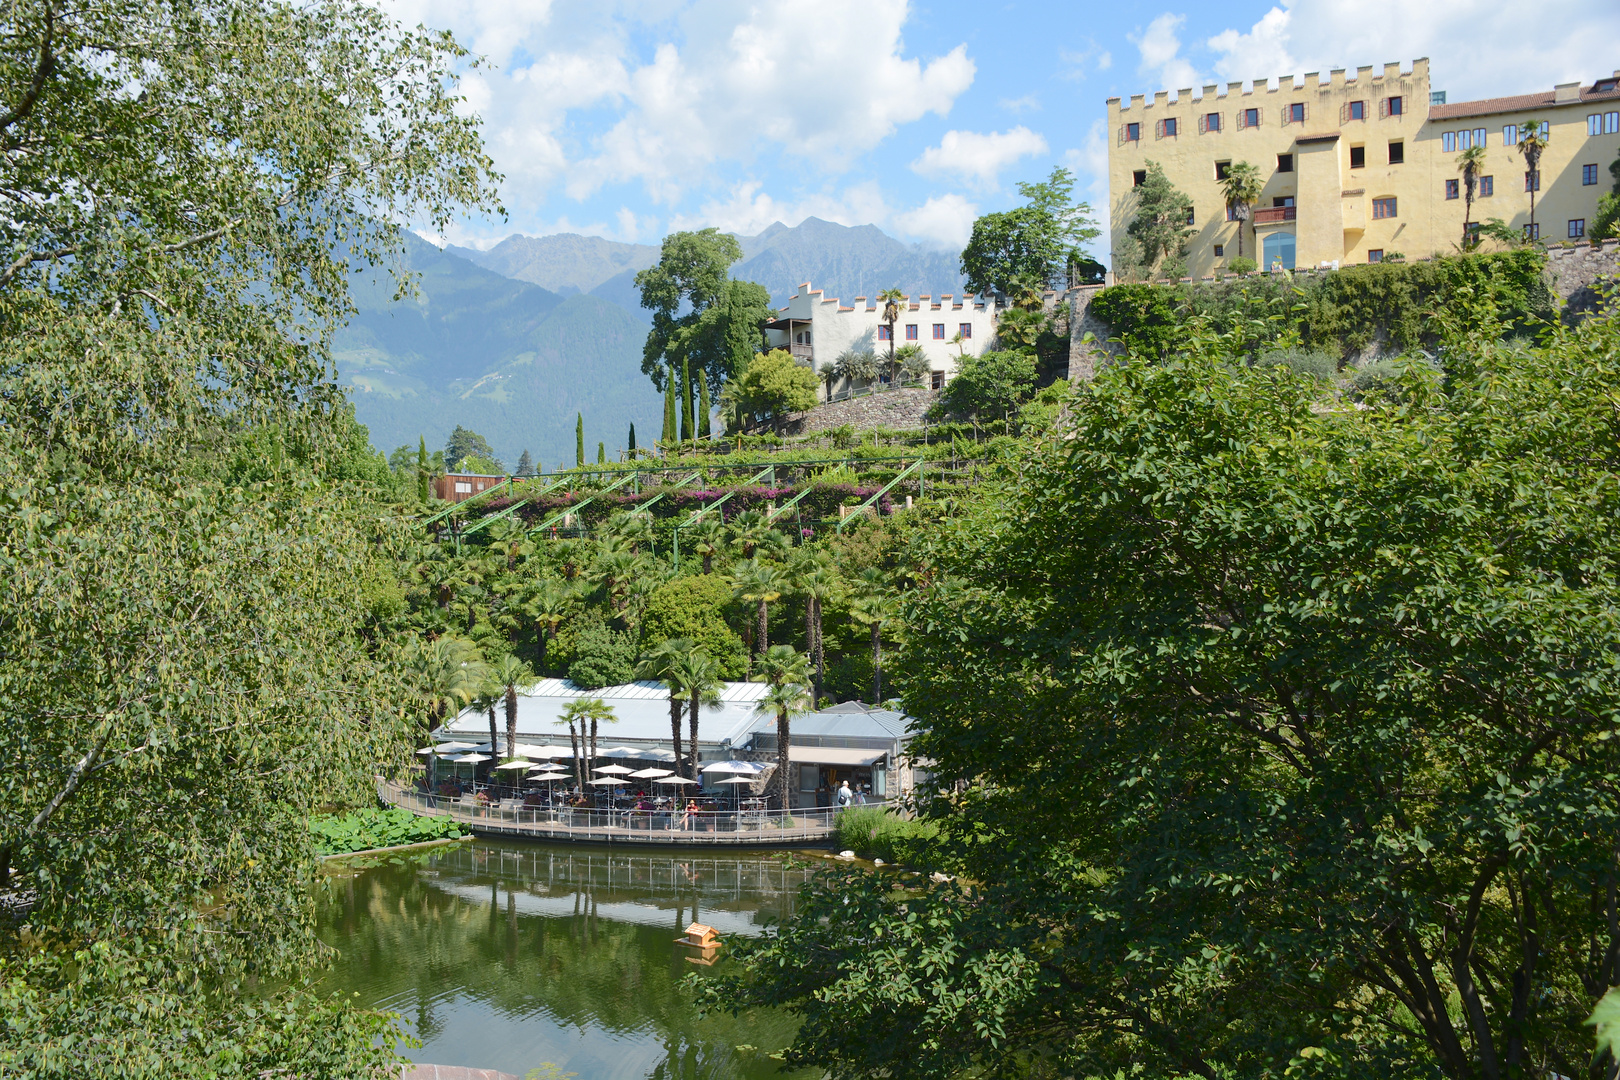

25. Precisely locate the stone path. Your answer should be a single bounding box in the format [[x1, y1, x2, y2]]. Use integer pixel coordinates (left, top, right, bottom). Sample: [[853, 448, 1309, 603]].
[[402, 1066, 520, 1080]]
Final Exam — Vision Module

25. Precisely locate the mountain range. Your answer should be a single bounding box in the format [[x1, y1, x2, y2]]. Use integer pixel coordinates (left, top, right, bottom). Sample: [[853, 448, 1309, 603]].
[[340, 219, 965, 468]]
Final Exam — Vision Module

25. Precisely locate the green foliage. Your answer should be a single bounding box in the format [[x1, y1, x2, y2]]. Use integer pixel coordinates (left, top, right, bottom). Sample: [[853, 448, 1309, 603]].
[[932, 350, 1037, 421], [1123, 161, 1194, 273], [715, 306, 1620, 1079], [563, 615, 639, 689], [960, 167, 1100, 296], [309, 807, 466, 856], [834, 806, 940, 865], [1088, 250, 1554, 361], [458, 453, 504, 475], [639, 574, 748, 678], [1228, 255, 1257, 274], [723, 349, 821, 427], [1257, 345, 1338, 380], [445, 425, 499, 472], [637, 230, 772, 396]]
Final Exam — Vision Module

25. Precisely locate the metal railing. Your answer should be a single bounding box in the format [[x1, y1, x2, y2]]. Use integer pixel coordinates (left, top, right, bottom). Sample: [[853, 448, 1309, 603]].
[[1252, 206, 1297, 224], [379, 779, 868, 846]]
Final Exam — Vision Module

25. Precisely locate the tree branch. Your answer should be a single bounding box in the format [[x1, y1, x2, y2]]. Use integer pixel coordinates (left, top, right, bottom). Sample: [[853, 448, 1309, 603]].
[[0, 3, 56, 134]]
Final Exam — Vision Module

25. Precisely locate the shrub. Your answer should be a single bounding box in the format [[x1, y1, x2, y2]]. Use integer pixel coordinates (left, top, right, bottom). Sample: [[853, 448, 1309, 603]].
[[835, 806, 941, 865], [1345, 358, 1408, 404], [1257, 346, 1337, 381], [1228, 256, 1257, 274], [309, 807, 466, 856], [638, 573, 747, 677]]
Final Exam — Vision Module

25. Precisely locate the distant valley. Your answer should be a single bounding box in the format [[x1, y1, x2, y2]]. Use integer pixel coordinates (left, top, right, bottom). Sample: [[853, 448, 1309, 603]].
[[340, 219, 965, 468]]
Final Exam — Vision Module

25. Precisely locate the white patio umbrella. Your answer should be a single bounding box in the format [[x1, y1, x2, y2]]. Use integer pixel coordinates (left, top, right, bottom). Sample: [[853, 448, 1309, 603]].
[[451, 753, 491, 763], [628, 768, 673, 779], [529, 762, 567, 772], [531, 771, 567, 782], [593, 764, 634, 775], [493, 760, 533, 771], [587, 776, 628, 787], [599, 745, 648, 759], [653, 775, 699, 786], [714, 776, 757, 785], [700, 759, 767, 775], [429, 742, 479, 753]]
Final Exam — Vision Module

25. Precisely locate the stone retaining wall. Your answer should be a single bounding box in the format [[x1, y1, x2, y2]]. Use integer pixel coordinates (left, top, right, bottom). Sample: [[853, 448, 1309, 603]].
[[779, 387, 939, 436], [1545, 239, 1620, 321]]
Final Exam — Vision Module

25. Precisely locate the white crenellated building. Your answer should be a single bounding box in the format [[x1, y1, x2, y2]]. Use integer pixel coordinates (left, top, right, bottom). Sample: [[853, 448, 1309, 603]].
[[761, 282, 1003, 395]]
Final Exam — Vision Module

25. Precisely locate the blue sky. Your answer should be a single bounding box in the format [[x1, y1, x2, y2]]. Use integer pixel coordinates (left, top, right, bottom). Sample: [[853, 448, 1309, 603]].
[[389, 0, 1620, 259]]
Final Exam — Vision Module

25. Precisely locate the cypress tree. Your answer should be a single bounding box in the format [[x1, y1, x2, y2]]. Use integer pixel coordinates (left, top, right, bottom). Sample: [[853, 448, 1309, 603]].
[[597, 441, 605, 464], [628, 422, 637, 455], [416, 436, 430, 502], [698, 375, 712, 439], [662, 364, 677, 446], [680, 358, 694, 443], [575, 413, 584, 468]]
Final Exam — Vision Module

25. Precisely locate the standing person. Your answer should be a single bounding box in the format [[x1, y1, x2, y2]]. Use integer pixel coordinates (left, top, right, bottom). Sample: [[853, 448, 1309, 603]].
[[836, 781, 853, 809]]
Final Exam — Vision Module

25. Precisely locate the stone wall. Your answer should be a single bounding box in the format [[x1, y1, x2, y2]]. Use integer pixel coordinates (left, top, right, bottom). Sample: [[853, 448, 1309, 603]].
[[1545, 239, 1620, 321], [1067, 284, 1120, 381], [778, 386, 939, 435]]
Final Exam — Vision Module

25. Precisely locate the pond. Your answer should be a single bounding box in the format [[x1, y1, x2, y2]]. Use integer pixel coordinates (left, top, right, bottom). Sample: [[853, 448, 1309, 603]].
[[315, 839, 821, 1080]]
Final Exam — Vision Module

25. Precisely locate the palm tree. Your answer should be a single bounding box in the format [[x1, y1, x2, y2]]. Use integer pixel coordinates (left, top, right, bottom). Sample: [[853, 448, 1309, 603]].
[[877, 288, 906, 381], [849, 570, 898, 705], [492, 654, 537, 762], [488, 516, 532, 570], [559, 697, 616, 792], [754, 645, 814, 811], [636, 638, 696, 776], [469, 679, 502, 785], [790, 553, 841, 705], [895, 342, 930, 385], [686, 516, 726, 575], [556, 699, 588, 790], [1217, 161, 1262, 260], [732, 558, 786, 665], [1457, 144, 1487, 248], [727, 509, 779, 561], [1517, 119, 1549, 240], [522, 577, 573, 675], [405, 635, 485, 790], [833, 348, 879, 393], [674, 649, 724, 781]]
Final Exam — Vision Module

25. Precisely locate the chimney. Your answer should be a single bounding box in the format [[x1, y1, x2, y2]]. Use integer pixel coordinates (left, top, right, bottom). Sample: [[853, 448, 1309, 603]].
[[1555, 81, 1580, 104]]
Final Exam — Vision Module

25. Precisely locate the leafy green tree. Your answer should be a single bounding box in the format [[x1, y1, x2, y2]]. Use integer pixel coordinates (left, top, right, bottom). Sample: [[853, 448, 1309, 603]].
[[698, 375, 713, 439], [710, 311, 1620, 1080], [459, 453, 504, 475], [846, 570, 897, 704], [565, 617, 636, 689], [752, 646, 814, 810], [932, 349, 1037, 422], [639, 573, 746, 676], [445, 425, 498, 472], [1217, 160, 1262, 260], [597, 441, 605, 464], [637, 229, 771, 397], [722, 349, 820, 430], [894, 342, 931, 384], [0, 0, 495, 1068], [789, 550, 842, 703], [1125, 160, 1194, 274], [1593, 149, 1620, 241], [960, 167, 1101, 297]]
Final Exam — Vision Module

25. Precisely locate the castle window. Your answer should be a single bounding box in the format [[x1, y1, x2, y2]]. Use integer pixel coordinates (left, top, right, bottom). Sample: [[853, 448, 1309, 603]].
[[1381, 95, 1403, 118], [1186, 206, 1195, 224], [958, 323, 972, 339], [1442, 131, 1456, 152], [1345, 100, 1366, 121], [905, 324, 918, 340], [931, 371, 945, 390], [1388, 141, 1404, 164], [1240, 107, 1261, 129], [1585, 164, 1600, 185], [1349, 145, 1365, 169], [1202, 112, 1222, 133], [1445, 179, 1459, 200], [932, 323, 945, 339], [1367, 249, 1383, 263], [1480, 175, 1494, 196], [1156, 117, 1179, 137], [1214, 244, 1225, 257], [1215, 160, 1231, 180], [1503, 125, 1518, 146], [1569, 219, 1586, 239], [1285, 102, 1306, 124], [1524, 223, 1540, 241], [1125, 122, 1141, 142], [878, 325, 891, 341], [1133, 169, 1147, 187], [1588, 113, 1619, 136], [1277, 153, 1293, 172], [1372, 197, 1397, 219]]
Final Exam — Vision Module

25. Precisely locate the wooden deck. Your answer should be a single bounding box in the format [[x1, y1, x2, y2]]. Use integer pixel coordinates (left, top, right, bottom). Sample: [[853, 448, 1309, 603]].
[[378, 779, 841, 847]]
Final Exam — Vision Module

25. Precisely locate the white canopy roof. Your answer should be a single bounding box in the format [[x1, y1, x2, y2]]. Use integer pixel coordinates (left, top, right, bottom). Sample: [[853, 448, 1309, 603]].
[[441, 680, 770, 749], [787, 746, 888, 767], [701, 759, 768, 775]]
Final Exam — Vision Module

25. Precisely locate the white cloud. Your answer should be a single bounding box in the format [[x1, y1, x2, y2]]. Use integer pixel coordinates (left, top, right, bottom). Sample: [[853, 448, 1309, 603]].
[[1131, 13, 1200, 92], [668, 180, 892, 238], [1203, 0, 1620, 101], [570, 0, 976, 202], [893, 194, 979, 251], [1000, 93, 1041, 113], [1060, 38, 1113, 81], [1063, 120, 1112, 257], [910, 127, 1050, 189]]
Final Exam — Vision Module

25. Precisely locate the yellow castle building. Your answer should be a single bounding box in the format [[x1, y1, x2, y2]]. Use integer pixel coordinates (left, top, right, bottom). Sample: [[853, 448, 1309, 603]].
[[1106, 59, 1620, 275]]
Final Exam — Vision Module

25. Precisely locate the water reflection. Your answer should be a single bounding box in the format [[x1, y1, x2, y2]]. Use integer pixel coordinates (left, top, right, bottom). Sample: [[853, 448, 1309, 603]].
[[316, 841, 819, 1080]]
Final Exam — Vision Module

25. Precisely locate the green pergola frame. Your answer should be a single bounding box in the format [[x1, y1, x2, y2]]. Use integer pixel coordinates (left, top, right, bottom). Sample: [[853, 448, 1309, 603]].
[[835, 458, 924, 532], [528, 472, 638, 536]]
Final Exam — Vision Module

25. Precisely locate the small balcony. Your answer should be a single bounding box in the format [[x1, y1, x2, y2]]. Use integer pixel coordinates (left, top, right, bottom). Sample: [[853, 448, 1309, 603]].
[[1252, 206, 1297, 224], [789, 343, 813, 362]]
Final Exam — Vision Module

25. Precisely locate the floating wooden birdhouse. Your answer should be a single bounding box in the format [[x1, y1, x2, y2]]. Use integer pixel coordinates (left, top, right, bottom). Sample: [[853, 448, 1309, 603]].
[[676, 922, 720, 948]]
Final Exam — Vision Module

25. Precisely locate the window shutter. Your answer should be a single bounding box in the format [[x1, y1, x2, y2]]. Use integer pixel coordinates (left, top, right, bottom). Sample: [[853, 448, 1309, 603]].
[[1379, 98, 1389, 119], [1198, 114, 1207, 134]]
